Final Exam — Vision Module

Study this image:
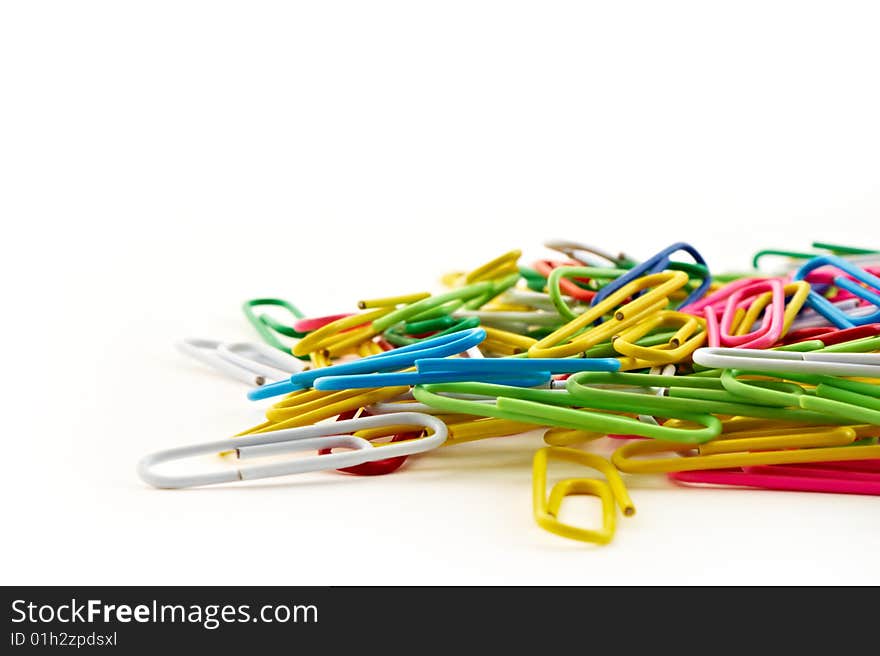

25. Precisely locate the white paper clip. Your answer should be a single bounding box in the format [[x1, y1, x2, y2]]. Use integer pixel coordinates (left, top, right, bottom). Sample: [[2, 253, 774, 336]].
[[693, 346, 880, 377], [177, 338, 306, 386], [137, 412, 447, 489]]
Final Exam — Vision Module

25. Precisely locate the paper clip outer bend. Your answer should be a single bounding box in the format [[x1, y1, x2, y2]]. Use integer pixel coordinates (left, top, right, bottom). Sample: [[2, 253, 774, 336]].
[[532, 447, 635, 545], [242, 298, 309, 351], [464, 250, 522, 284], [441, 251, 522, 287], [793, 256, 880, 328], [138, 412, 447, 489], [528, 271, 690, 358], [544, 240, 636, 268], [546, 266, 630, 320], [177, 338, 305, 386], [534, 260, 599, 302]]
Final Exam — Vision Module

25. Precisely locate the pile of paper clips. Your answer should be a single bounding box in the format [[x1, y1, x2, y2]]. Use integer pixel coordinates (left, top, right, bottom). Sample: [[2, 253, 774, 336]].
[[139, 240, 880, 545]]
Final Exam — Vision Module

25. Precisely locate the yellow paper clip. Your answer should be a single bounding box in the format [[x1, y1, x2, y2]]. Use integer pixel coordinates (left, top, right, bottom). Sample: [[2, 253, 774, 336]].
[[529, 271, 689, 358], [612, 310, 707, 367], [611, 425, 880, 474], [731, 281, 810, 338], [240, 386, 408, 435], [533, 447, 635, 545]]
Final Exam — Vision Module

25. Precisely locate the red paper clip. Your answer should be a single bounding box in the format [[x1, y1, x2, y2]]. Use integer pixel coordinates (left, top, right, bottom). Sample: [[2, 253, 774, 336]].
[[779, 322, 880, 346], [292, 313, 356, 333], [318, 410, 411, 476], [533, 259, 597, 301]]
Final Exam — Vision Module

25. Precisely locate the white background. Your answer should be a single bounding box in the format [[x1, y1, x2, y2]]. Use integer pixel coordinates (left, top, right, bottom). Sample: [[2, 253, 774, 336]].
[[2, 1, 879, 585]]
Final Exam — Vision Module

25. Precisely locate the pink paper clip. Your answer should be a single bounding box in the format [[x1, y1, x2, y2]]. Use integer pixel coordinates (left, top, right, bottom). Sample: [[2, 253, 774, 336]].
[[669, 460, 880, 496], [681, 276, 771, 315], [702, 279, 787, 349]]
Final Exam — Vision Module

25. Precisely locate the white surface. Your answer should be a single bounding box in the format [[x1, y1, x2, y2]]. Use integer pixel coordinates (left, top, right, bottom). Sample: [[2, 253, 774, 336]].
[[2, 1, 879, 585]]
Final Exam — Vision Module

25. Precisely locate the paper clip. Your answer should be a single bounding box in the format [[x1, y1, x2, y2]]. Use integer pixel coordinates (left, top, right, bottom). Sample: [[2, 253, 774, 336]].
[[250, 328, 489, 399], [544, 240, 636, 268], [291, 313, 355, 333], [590, 242, 711, 310], [532, 447, 635, 545], [752, 242, 879, 270], [562, 371, 828, 437], [415, 356, 620, 375], [779, 323, 880, 346], [533, 260, 601, 301], [545, 266, 629, 320], [611, 425, 880, 474], [529, 271, 690, 358], [611, 310, 707, 367], [292, 281, 502, 358], [792, 256, 880, 328], [702, 280, 809, 349], [242, 298, 309, 350], [177, 338, 306, 386], [244, 385, 410, 435], [693, 346, 880, 377], [412, 377, 723, 443], [798, 378, 880, 426], [440, 251, 522, 287], [138, 412, 447, 489], [315, 369, 550, 391], [316, 410, 411, 476], [670, 461, 880, 495]]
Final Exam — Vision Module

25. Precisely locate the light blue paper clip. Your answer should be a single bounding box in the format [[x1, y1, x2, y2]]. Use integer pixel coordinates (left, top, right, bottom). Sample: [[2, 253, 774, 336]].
[[314, 353, 621, 391], [313, 369, 551, 391], [414, 356, 621, 375], [248, 327, 488, 400], [793, 256, 880, 328]]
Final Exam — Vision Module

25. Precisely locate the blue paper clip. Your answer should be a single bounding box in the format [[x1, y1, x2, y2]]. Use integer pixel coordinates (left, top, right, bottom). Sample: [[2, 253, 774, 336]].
[[248, 328, 488, 400], [589, 242, 710, 311], [313, 369, 551, 391], [314, 353, 622, 392], [415, 357, 621, 375], [792, 256, 880, 328]]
